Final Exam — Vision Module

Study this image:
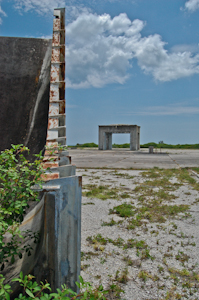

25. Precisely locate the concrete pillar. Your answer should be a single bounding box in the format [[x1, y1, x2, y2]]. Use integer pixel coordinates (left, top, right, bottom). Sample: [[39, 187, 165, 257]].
[[130, 127, 138, 151], [137, 127, 140, 150], [105, 133, 112, 150], [98, 128, 104, 150]]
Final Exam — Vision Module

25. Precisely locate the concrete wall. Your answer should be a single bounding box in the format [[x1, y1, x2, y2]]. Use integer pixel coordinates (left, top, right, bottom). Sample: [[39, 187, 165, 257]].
[[0, 37, 52, 156]]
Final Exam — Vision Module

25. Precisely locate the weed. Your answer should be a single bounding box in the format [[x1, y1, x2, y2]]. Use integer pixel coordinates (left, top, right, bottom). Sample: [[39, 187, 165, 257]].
[[175, 251, 190, 263], [184, 192, 191, 195], [178, 169, 196, 184], [109, 203, 135, 217], [123, 256, 134, 266], [112, 171, 134, 179], [150, 230, 159, 236], [81, 251, 99, 261], [192, 167, 199, 173], [115, 268, 129, 284], [163, 252, 173, 258], [138, 270, 155, 282], [123, 239, 148, 250], [120, 192, 131, 199], [127, 217, 143, 229], [158, 265, 164, 273], [81, 264, 90, 270], [110, 237, 124, 247], [83, 184, 119, 200], [106, 283, 124, 299], [140, 248, 155, 260], [164, 288, 182, 300], [100, 257, 106, 264], [86, 234, 108, 245], [101, 218, 117, 226], [168, 268, 190, 277]]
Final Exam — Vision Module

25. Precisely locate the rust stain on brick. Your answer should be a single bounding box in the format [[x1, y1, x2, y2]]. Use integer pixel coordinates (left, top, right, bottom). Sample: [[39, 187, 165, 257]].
[[41, 173, 59, 181], [51, 48, 60, 63], [53, 19, 60, 31], [48, 118, 59, 129], [46, 141, 58, 147], [51, 65, 59, 82], [52, 33, 59, 46], [49, 103, 59, 116], [43, 162, 59, 169]]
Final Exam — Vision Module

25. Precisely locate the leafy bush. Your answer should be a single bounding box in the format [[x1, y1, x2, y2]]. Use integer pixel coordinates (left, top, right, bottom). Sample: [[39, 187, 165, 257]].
[[0, 272, 108, 300], [0, 144, 44, 270]]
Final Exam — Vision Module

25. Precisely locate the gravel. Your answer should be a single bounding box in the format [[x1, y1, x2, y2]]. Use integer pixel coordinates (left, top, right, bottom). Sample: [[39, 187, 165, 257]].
[[78, 168, 199, 300]]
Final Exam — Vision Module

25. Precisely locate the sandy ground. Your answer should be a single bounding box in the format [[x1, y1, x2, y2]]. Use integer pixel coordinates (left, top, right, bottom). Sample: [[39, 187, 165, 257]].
[[77, 168, 199, 300]]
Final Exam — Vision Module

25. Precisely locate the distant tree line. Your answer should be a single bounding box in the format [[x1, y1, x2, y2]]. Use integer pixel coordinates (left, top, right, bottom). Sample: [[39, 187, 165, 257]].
[[69, 142, 199, 149]]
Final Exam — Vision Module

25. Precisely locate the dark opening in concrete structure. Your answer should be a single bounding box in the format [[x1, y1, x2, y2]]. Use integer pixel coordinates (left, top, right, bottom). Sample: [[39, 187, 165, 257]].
[[99, 124, 140, 151]]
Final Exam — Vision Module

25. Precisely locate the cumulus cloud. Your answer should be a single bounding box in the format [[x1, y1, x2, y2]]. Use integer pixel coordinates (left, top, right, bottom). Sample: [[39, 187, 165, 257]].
[[124, 105, 199, 116], [184, 0, 199, 12], [65, 13, 142, 88], [65, 12, 199, 88]]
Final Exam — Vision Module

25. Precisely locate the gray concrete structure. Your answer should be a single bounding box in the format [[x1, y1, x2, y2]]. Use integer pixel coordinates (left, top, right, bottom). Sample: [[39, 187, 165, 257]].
[[99, 124, 140, 151]]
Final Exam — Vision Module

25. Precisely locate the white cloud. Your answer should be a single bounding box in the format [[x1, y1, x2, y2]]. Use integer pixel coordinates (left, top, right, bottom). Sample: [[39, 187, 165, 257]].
[[185, 0, 199, 12], [134, 35, 199, 81], [124, 105, 199, 116], [13, 0, 66, 14], [0, 1, 7, 24], [65, 13, 140, 88], [12, 0, 123, 15], [65, 12, 199, 88], [171, 44, 199, 53]]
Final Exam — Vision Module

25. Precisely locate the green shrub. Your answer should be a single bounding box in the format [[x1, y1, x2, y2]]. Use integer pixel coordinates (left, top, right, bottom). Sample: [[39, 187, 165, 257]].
[[0, 272, 108, 300], [0, 144, 45, 271]]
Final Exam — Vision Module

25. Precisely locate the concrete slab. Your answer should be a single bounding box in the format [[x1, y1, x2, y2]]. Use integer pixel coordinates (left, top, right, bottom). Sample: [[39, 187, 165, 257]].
[[68, 148, 199, 169]]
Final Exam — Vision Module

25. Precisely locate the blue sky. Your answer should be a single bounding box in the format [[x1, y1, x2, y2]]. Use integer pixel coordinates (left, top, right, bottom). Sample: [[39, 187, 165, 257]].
[[0, 0, 199, 145]]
